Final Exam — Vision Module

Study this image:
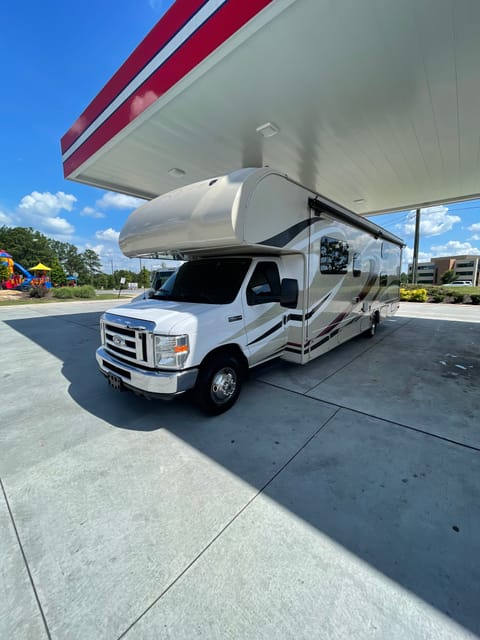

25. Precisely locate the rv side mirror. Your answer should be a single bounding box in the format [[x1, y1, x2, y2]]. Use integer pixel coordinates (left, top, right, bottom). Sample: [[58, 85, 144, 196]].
[[280, 278, 298, 309]]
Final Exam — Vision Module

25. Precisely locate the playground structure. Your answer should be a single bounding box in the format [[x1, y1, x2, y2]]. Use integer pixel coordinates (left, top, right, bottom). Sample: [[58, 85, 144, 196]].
[[0, 250, 52, 290]]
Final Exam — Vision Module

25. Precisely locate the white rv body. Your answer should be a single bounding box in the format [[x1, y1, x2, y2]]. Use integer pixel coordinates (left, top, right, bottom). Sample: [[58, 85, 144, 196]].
[[96, 168, 403, 413]]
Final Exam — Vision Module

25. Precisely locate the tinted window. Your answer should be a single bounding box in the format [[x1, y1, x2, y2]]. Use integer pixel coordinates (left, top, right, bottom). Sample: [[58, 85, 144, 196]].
[[246, 262, 281, 305], [320, 236, 349, 274], [153, 258, 251, 304]]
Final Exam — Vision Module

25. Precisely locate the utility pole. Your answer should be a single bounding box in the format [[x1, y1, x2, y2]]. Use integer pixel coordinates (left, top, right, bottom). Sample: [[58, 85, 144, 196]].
[[412, 208, 421, 284]]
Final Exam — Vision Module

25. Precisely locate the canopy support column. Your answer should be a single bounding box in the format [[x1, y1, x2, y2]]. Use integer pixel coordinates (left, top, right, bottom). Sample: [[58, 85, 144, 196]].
[[411, 208, 421, 284]]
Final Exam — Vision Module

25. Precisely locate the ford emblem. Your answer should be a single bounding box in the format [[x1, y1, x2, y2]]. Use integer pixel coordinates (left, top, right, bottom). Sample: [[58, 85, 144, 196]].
[[112, 334, 125, 347]]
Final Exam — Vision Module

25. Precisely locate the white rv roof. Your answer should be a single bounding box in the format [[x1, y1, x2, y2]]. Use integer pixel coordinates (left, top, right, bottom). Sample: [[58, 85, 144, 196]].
[[119, 168, 404, 258], [62, 0, 480, 215]]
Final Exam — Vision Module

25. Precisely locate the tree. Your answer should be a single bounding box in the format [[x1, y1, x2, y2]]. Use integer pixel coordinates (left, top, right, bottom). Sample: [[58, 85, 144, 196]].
[[113, 269, 137, 287], [50, 261, 67, 287], [441, 269, 456, 284], [0, 226, 55, 269], [82, 249, 102, 284], [61, 243, 84, 277], [0, 226, 115, 288], [138, 266, 151, 288], [93, 272, 109, 289]]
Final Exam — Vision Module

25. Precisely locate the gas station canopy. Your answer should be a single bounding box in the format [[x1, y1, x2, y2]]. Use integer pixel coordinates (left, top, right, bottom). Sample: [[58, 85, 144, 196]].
[[62, 0, 480, 215]]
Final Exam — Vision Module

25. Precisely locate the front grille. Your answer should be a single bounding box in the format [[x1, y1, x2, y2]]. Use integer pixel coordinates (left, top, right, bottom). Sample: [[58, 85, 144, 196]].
[[102, 313, 155, 367]]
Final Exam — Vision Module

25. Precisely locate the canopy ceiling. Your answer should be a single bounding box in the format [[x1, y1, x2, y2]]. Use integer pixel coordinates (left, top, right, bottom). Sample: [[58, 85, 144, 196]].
[[62, 0, 480, 215]]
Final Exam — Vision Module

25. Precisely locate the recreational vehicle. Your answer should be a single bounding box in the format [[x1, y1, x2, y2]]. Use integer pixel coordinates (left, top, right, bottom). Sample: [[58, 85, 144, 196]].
[[96, 168, 403, 414]]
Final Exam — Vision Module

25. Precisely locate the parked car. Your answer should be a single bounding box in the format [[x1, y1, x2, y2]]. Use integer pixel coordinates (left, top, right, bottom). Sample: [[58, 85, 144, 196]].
[[443, 280, 473, 287], [130, 268, 178, 302], [151, 268, 177, 291]]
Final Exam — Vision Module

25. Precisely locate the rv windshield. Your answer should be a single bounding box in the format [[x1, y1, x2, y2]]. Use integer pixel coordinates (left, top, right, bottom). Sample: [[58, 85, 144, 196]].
[[152, 258, 251, 304]]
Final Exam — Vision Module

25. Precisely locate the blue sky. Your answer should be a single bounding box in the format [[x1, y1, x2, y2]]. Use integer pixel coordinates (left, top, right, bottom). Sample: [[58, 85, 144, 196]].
[[1, 1, 480, 274], [0, 0, 176, 273]]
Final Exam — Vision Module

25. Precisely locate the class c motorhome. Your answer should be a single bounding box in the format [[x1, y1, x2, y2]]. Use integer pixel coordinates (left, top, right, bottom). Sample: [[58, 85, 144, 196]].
[[96, 168, 404, 414]]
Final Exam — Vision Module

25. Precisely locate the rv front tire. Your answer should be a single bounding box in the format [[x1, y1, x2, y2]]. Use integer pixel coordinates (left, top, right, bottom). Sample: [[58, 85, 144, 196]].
[[194, 353, 243, 415]]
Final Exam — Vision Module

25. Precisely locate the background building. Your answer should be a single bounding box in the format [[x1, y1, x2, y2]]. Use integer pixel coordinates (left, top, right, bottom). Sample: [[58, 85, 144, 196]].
[[408, 255, 480, 285]]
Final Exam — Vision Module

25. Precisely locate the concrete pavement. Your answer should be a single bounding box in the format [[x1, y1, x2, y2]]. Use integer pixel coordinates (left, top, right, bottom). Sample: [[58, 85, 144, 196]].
[[1, 300, 479, 639]]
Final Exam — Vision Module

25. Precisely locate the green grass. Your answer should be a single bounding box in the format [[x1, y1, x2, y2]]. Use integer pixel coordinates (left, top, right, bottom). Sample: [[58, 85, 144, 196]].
[[439, 286, 480, 295], [0, 293, 122, 306]]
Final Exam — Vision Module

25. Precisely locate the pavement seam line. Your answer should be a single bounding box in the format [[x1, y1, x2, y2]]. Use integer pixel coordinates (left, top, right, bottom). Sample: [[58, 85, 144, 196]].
[[116, 408, 341, 640], [0, 477, 52, 640], [299, 318, 415, 393], [258, 378, 480, 454]]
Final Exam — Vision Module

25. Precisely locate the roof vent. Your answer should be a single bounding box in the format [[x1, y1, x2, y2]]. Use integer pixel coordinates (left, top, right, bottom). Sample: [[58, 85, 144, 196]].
[[168, 168, 186, 178], [256, 122, 279, 138]]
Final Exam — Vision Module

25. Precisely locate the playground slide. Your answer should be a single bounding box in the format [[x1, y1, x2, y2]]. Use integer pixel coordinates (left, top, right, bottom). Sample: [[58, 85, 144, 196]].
[[14, 262, 33, 288]]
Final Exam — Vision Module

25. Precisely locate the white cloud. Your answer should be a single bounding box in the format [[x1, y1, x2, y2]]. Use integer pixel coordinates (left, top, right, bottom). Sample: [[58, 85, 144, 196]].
[[96, 192, 145, 210], [79, 242, 117, 273], [396, 206, 461, 237], [0, 210, 12, 225], [467, 222, 480, 232], [85, 243, 105, 255], [81, 206, 106, 219], [95, 228, 120, 242], [13, 190, 76, 237], [430, 240, 480, 256], [39, 217, 75, 235], [19, 191, 76, 216], [401, 247, 432, 270], [470, 234, 480, 241]]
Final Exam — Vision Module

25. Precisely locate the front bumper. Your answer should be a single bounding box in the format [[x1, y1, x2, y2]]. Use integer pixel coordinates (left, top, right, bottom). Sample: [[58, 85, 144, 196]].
[[96, 347, 198, 399]]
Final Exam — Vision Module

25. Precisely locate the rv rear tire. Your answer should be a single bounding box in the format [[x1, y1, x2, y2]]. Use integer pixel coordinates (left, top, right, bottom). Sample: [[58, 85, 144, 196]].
[[194, 354, 242, 415], [366, 314, 378, 338]]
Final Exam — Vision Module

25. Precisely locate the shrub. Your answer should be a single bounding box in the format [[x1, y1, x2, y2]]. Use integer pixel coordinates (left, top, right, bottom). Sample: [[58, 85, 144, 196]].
[[52, 287, 75, 299], [451, 293, 464, 304], [400, 287, 428, 302], [29, 285, 49, 298], [412, 288, 428, 302], [431, 293, 445, 303], [470, 294, 480, 305], [73, 285, 96, 298]]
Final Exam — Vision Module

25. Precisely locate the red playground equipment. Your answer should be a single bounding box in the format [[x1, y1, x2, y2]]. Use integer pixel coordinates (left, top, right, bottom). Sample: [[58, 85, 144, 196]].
[[0, 250, 52, 290]]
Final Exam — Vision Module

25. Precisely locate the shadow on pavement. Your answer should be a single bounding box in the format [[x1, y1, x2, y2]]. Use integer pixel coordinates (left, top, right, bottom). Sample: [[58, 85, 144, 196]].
[[4, 310, 480, 636]]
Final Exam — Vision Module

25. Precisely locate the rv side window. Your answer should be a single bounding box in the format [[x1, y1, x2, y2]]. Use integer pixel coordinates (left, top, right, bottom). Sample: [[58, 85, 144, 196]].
[[246, 262, 281, 305], [320, 236, 349, 274]]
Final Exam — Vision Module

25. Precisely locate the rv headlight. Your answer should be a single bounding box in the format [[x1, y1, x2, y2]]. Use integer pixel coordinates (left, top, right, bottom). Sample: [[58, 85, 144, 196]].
[[154, 334, 189, 368]]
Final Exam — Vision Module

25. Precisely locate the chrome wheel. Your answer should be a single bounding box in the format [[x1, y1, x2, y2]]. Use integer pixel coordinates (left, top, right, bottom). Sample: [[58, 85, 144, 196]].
[[195, 354, 243, 415], [210, 367, 237, 404]]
